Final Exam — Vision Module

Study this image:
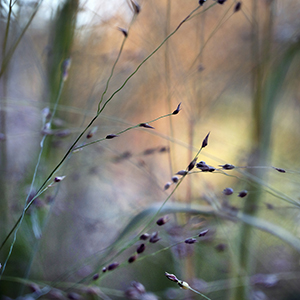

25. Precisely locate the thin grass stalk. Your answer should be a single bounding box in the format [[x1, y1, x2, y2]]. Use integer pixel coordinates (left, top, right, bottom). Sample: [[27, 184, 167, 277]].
[[0, 0, 13, 265]]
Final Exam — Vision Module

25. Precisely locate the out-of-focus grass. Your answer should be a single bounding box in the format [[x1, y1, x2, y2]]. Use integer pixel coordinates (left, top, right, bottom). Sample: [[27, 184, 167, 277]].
[[1, 0, 300, 299]]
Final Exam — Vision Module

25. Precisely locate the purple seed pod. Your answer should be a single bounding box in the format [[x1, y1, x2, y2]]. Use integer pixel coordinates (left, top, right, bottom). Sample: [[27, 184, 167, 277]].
[[130, 0, 141, 14], [165, 272, 179, 283], [54, 176, 65, 182], [118, 27, 128, 37], [143, 148, 157, 155], [171, 176, 179, 183], [185, 238, 197, 244], [274, 167, 286, 173], [61, 58, 71, 81], [107, 262, 119, 271], [164, 182, 171, 190], [102, 267, 107, 273], [172, 102, 182, 115], [196, 161, 206, 167], [220, 164, 235, 170], [137, 243, 146, 254], [234, 2, 241, 12], [199, 0, 206, 6], [218, 0, 227, 4], [223, 187, 234, 196], [128, 255, 137, 263], [67, 292, 80, 300], [238, 190, 248, 198], [106, 134, 118, 139], [188, 158, 197, 171], [93, 273, 99, 280], [139, 123, 155, 129], [199, 229, 209, 237], [215, 243, 227, 252], [140, 233, 150, 240], [176, 170, 188, 176], [156, 215, 169, 226], [149, 231, 161, 243], [208, 166, 216, 172], [202, 132, 210, 148]]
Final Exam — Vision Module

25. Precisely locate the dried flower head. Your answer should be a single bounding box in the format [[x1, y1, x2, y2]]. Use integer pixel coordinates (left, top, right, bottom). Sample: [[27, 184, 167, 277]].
[[156, 215, 169, 226], [238, 190, 248, 198], [202, 132, 210, 148], [139, 123, 154, 129], [223, 187, 234, 195], [118, 27, 128, 37], [234, 1, 241, 12], [199, 229, 209, 237], [137, 243, 146, 254], [172, 102, 182, 115], [106, 134, 118, 139]]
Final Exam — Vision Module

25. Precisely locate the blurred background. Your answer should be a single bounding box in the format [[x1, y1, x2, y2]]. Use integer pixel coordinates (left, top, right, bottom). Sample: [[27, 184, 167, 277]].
[[1, 0, 300, 299]]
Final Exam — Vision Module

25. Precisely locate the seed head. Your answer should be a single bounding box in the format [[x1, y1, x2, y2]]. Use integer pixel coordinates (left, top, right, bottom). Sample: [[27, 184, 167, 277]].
[[165, 272, 178, 283], [234, 2, 241, 12], [106, 134, 118, 139], [188, 158, 197, 171], [128, 254, 137, 263], [118, 27, 128, 37], [107, 262, 119, 271], [164, 182, 171, 190], [172, 102, 182, 115], [220, 164, 235, 170], [149, 231, 161, 243], [274, 167, 286, 173], [54, 176, 66, 182], [199, 0, 207, 6], [140, 233, 150, 240], [178, 280, 190, 290], [238, 190, 248, 198], [102, 267, 107, 273], [92, 273, 99, 280], [185, 238, 197, 244], [62, 58, 71, 81], [137, 243, 146, 254], [176, 170, 188, 176], [202, 132, 210, 148], [156, 215, 169, 226], [223, 187, 234, 195], [139, 123, 154, 129], [130, 0, 141, 14], [199, 229, 209, 237], [217, 0, 227, 4], [171, 176, 179, 183], [87, 126, 98, 139]]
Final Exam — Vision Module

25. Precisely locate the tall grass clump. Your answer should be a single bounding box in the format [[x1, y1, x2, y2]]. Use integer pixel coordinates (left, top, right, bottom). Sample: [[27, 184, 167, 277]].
[[1, 0, 300, 299]]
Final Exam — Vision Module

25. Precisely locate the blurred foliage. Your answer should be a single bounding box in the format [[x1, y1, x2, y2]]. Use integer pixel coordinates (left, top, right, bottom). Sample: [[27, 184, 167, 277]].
[[1, 0, 300, 299]]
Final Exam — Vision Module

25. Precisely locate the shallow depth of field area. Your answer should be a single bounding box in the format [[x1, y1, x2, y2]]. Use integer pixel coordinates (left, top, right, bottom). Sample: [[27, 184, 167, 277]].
[[1, 0, 300, 299]]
